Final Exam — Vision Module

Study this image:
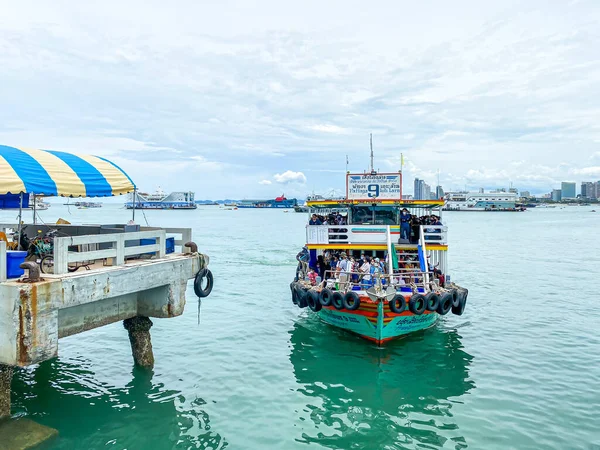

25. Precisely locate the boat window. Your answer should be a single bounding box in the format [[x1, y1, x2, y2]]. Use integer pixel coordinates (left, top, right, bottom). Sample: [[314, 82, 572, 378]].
[[349, 205, 398, 225]]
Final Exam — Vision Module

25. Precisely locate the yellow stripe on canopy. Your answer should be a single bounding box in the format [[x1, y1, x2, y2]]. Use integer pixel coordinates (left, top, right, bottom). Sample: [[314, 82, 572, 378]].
[[18, 147, 87, 197], [0, 154, 26, 194], [77, 154, 134, 196]]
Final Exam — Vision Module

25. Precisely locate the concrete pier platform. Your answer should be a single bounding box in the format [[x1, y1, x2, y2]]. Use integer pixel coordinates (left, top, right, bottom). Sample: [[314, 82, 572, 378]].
[[0, 418, 58, 450], [0, 223, 211, 425]]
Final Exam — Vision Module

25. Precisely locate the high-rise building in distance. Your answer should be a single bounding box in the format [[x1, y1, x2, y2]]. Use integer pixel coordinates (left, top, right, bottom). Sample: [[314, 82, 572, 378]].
[[561, 182, 576, 199]]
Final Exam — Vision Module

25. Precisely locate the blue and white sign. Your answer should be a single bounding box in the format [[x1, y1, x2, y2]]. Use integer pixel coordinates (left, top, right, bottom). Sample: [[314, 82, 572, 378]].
[[346, 173, 402, 200]]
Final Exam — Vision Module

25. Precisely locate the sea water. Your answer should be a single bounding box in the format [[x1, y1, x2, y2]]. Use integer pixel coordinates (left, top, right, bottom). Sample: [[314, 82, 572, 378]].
[[4, 204, 600, 449]]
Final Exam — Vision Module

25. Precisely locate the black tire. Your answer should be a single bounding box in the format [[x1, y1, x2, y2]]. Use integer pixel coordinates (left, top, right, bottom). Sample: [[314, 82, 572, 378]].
[[331, 292, 344, 310], [409, 294, 427, 315], [194, 268, 214, 298], [290, 282, 298, 305], [451, 289, 460, 307], [424, 292, 440, 311], [343, 291, 361, 310], [295, 285, 308, 308], [452, 289, 468, 316], [437, 291, 453, 315], [307, 290, 322, 312], [40, 255, 54, 274], [389, 294, 406, 314], [319, 288, 334, 306]]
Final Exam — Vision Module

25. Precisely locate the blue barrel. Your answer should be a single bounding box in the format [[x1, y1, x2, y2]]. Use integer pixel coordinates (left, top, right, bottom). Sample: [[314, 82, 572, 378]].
[[7, 251, 27, 278]]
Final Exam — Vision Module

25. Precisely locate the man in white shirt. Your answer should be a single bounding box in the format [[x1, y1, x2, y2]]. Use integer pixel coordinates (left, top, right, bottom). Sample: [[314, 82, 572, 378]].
[[338, 252, 350, 288]]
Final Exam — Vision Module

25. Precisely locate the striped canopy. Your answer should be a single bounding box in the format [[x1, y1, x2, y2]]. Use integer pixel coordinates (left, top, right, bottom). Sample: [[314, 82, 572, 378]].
[[0, 145, 135, 197]]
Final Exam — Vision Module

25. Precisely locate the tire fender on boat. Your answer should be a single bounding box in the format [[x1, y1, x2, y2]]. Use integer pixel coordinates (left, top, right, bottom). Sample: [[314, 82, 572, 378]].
[[409, 294, 427, 315], [450, 289, 460, 307], [437, 291, 453, 315], [294, 285, 308, 308], [343, 291, 361, 310], [452, 289, 468, 316], [331, 292, 345, 310], [193, 268, 214, 298], [389, 294, 406, 314], [290, 282, 298, 305], [307, 290, 322, 312], [424, 292, 440, 311], [319, 288, 334, 306]]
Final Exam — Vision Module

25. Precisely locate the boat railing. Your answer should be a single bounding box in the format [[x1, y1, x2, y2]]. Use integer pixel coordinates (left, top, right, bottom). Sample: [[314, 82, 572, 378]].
[[306, 269, 436, 293], [305, 224, 447, 245]]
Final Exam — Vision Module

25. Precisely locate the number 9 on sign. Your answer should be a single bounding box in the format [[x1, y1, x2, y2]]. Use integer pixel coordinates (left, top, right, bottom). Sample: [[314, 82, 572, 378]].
[[367, 184, 380, 198]]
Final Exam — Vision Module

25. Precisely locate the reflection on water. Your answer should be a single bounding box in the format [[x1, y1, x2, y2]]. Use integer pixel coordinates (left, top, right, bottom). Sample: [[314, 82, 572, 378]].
[[289, 317, 475, 449], [11, 357, 227, 449]]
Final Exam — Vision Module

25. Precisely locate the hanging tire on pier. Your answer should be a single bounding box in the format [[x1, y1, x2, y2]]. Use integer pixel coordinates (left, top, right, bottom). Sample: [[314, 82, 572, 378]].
[[294, 285, 308, 308], [307, 290, 322, 312], [424, 292, 440, 312], [437, 291, 453, 315], [193, 268, 213, 298], [389, 294, 406, 314], [409, 294, 427, 315], [452, 288, 468, 316], [290, 282, 298, 305], [331, 292, 345, 310], [343, 291, 361, 310], [319, 288, 334, 306]]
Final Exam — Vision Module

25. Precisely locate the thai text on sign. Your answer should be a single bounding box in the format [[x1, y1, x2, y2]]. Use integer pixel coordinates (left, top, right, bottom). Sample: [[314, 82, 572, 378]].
[[346, 173, 402, 200]]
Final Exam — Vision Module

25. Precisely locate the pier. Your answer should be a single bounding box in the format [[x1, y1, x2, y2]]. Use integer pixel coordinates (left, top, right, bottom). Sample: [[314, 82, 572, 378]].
[[0, 223, 209, 425]]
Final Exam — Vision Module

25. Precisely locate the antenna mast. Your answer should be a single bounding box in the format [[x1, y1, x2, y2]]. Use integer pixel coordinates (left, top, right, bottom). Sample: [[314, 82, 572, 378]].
[[370, 133, 374, 173]]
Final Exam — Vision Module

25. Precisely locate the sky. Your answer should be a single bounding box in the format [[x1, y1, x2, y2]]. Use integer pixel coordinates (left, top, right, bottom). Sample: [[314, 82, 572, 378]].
[[1, 0, 599, 199]]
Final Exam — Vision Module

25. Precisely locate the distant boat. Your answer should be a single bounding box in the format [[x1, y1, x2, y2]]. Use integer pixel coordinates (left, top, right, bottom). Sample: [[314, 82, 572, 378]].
[[125, 188, 197, 210], [0, 193, 50, 210], [236, 195, 298, 209]]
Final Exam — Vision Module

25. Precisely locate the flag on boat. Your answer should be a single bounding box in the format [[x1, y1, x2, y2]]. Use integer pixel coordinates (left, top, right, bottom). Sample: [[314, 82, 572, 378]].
[[0, 145, 135, 197]]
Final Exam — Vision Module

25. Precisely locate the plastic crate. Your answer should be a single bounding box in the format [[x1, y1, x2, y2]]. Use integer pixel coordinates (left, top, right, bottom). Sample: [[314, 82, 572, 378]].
[[139, 237, 175, 255], [7, 251, 27, 278]]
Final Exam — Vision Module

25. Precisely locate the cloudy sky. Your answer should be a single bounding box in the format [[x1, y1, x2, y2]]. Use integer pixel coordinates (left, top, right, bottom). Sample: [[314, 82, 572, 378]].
[[1, 0, 599, 198]]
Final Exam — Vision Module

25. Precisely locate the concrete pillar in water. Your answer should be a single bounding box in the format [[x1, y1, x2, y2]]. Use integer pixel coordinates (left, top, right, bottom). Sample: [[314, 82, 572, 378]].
[[123, 316, 155, 369], [0, 363, 13, 419]]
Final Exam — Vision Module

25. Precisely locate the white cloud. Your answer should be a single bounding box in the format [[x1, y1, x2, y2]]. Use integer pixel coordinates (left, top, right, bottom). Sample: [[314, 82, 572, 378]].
[[570, 166, 600, 177], [308, 124, 349, 134], [258, 179, 272, 185], [273, 170, 307, 184]]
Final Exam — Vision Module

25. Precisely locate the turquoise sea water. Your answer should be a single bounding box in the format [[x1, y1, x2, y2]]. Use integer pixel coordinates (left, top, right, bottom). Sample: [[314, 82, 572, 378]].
[[4, 204, 600, 449]]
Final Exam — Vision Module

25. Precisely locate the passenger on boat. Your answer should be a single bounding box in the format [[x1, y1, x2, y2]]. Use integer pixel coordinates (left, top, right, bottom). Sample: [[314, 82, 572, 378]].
[[307, 268, 318, 286], [317, 255, 326, 279], [400, 208, 411, 241], [360, 256, 372, 289], [433, 268, 445, 287], [338, 252, 350, 287], [296, 246, 310, 280], [309, 214, 322, 225]]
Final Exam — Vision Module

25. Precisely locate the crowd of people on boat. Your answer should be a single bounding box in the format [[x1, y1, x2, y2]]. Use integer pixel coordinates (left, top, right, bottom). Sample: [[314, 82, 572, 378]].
[[296, 246, 446, 289], [400, 209, 443, 243], [308, 212, 347, 225]]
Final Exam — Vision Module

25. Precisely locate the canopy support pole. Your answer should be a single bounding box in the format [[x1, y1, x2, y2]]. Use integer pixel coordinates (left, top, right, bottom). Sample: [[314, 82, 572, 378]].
[[17, 193, 23, 250], [132, 188, 136, 223], [33, 193, 37, 225]]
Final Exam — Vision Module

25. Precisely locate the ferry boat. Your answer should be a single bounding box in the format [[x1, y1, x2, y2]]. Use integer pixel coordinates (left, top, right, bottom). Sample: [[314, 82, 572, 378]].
[[236, 195, 297, 209], [443, 191, 524, 211], [289, 169, 469, 346], [125, 188, 197, 210]]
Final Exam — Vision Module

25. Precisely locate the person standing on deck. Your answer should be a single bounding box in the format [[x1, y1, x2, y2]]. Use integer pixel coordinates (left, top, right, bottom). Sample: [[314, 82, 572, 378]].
[[360, 256, 372, 289], [309, 214, 322, 225], [400, 208, 412, 241], [296, 246, 310, 280]]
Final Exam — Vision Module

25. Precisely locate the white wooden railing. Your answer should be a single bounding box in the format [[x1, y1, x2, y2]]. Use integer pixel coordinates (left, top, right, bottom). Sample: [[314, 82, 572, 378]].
[[306, 224, 448, 245], [53, 230, 167, 275]]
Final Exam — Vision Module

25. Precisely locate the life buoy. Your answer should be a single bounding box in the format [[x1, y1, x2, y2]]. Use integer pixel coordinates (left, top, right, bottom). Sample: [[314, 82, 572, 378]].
[[424, 292, 440, 311], [193, 268, 213, 298], [343, 291, 360, 310], [409, 294, 426, 315], [437, 291, 453, 315], [331, 292, 344, 310], [294, 285, 308, 308], [307, 290, 322, 312], [450, 289, 460, 307], [389, 294, 406, 314], [452, 289, 468, 315], [319, 288, 334, 306]]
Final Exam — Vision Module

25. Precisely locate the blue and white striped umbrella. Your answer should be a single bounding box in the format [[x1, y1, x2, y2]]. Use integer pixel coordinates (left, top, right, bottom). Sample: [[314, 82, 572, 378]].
[[0, 145, 135, 197]]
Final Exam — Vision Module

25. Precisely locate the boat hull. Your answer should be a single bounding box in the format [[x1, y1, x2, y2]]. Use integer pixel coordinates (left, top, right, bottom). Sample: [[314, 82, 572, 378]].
[[316, 300, 438, 346]]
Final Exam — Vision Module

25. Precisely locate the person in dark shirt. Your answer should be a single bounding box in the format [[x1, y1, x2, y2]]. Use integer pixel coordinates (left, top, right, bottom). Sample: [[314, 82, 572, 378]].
[[309, 214, 322, 225], [400, 208, 412, 240]]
